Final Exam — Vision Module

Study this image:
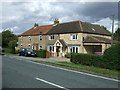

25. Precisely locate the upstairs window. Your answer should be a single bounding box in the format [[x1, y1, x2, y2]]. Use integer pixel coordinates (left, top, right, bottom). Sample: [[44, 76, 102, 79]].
[[20, 36, 23, 41], [28, 36, 31, 41], [71, 34, 78, 40], [39, 35, 42, 40], [49, 35, 55, 40]]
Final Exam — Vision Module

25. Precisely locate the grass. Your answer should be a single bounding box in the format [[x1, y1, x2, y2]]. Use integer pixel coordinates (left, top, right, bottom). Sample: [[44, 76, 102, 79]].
[[31, 60, 119, 79]]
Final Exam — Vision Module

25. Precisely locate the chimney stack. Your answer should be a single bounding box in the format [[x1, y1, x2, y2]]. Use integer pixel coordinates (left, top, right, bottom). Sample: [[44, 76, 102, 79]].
[[54, 18, 59, 25]]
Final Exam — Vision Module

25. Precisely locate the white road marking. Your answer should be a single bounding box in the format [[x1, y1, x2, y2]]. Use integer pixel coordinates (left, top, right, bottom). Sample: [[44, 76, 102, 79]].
[[36, 78, 68, 90], [28, 61, 119, 82]]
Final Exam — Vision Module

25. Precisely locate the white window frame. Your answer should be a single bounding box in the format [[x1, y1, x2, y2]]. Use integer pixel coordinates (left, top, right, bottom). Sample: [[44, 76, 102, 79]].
[[32, 45, 34, 50], [28, 36, 31, 41], [48, 45, 54, 52], [71, 34, 78, 40], [39, 45, 42, 50], [39, 35, 42, 40], [20, 36, 23, 41], [49, 35, 55, 40], [69, 46, 79, 53]]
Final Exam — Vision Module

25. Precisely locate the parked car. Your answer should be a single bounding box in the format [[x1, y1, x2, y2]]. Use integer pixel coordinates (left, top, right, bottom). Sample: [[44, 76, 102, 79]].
[[94, 52, 104, 55], [18, 48, 37, 57]]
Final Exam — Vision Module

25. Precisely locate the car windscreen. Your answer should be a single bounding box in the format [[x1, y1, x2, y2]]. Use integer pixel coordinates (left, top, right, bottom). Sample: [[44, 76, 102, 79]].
[[26, 49, 33, 52]]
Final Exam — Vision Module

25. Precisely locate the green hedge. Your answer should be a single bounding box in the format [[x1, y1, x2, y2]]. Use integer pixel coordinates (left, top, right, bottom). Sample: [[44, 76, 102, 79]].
[[65, 53, 71, 58], [34, 49, 47, 58], [71, 44, 120, 70], [71, 53, 104, 68], [103, 44, 120, 70]]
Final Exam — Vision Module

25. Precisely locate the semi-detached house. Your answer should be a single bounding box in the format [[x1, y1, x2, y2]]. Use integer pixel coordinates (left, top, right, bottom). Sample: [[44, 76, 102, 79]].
[[18, 19, 118, 57]]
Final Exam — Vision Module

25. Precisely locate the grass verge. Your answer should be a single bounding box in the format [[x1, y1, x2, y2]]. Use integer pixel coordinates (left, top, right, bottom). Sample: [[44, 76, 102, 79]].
[[31, 60, 119, 79]]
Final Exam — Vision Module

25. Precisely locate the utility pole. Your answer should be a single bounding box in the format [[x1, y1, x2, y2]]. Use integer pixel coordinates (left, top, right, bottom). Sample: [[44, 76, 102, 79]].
[[111, 15, 115, 45]]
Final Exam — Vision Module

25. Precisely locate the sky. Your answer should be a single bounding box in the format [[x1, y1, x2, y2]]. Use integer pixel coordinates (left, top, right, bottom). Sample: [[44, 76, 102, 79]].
[[0, 0, 120, 35]]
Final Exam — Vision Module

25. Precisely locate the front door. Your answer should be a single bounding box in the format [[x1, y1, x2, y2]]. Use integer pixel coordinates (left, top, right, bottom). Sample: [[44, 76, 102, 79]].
[[56, 46, 60, 57]]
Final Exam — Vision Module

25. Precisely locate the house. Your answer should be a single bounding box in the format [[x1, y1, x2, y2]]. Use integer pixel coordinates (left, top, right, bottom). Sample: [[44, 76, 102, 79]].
[[18, 19, 118, 57]]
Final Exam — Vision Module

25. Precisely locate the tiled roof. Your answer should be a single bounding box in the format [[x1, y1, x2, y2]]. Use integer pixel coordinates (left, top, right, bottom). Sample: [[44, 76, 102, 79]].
[[19, 20, 112, 36], [83, 36, 119, 44], [19, 25, 53, 36], [59, 39, 67, 47], [46, 21, 111, 36]]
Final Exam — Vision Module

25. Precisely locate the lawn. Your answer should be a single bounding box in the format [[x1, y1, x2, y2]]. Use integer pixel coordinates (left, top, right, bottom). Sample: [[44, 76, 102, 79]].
[[31, 60, 119, 79]]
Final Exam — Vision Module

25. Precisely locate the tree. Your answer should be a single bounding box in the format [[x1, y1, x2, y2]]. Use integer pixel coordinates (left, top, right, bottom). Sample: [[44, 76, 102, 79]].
[[2, 30, 18, 47], [34, 23, 39, 27], [8, 40, 17, 54], [113, 28, 120, 41]]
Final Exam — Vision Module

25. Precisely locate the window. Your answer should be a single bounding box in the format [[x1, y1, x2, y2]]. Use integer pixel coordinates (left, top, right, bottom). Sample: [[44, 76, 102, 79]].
[[39, 45, 42, 50], [20, 36, 23, 41], [28, 44, 31, 49], [49, 35, 54, 40], [83, 37, 85, 41], [21, 44, 23, 48], [71, 34, 78, 40], [69, 46, 79, 53], [39, 35, 42, 40], [32, 45, 34, 50], [49, 45, 54, 52], [92, 28, 96, 31], [28, 36, 31, 41]]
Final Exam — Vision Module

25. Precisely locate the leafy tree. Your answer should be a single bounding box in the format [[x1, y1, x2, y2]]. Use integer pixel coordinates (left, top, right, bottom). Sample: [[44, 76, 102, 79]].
[[8, 40, 17, 54], [34, 23, 39, 27], [113, 28, 120, 41], [2, 30, 18, 47]]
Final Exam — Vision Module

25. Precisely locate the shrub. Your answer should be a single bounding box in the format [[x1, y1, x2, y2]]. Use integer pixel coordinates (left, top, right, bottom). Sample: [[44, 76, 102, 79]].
[[65, 53, 71, 58], [8, 40, 17, 54], [103, 44, 120, 70], [34, 49, 47, 58], [71, 53, 103, 68]]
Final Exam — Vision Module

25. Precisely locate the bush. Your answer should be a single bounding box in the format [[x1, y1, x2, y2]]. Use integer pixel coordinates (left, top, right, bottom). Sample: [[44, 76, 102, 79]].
[[103, 44, 120, 70], [34, 49, 47, 58], [71, 53, 103, 68], [65, 53, 71, 58], [8, 40, 17, 54]]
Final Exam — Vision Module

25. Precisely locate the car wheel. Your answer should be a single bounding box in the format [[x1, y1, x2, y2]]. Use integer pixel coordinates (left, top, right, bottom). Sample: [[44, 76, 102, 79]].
[[19, 53, 21, 56]]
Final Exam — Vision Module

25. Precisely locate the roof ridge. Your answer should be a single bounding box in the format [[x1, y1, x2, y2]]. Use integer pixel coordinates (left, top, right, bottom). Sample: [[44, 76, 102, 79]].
[[59, 20, 80, 25]]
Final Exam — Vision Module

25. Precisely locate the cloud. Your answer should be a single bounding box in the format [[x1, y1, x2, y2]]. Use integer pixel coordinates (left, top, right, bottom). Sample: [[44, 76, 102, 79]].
[[1, 2, 119, 35], [93, 17, 118, 32]]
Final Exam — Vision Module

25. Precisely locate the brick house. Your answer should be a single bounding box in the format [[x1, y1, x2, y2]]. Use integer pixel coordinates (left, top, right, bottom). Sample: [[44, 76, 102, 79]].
[[18, 19, 118, 57]]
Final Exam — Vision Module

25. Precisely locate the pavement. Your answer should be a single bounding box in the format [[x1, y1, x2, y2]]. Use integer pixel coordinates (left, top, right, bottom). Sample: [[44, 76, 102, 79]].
[[2, 55, 119, 89], [9, 55, 70, 62]]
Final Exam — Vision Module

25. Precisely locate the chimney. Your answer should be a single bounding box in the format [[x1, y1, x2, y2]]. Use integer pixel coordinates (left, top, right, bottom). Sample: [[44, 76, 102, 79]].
[[54, 18, 59, 24]]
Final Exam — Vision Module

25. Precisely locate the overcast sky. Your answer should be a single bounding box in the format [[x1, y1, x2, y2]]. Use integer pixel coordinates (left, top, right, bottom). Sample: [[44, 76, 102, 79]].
[[0, 0, 119, 35]]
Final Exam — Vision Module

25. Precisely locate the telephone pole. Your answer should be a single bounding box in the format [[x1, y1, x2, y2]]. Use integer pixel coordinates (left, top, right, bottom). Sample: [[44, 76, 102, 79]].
[[111, 15, 115, 45]]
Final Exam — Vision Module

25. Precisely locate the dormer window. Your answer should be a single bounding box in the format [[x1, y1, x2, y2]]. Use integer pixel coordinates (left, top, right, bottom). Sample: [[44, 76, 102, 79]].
[[71, 34, 78, 40], [92, 28, 96, 31], [49, 35, 54, 40]]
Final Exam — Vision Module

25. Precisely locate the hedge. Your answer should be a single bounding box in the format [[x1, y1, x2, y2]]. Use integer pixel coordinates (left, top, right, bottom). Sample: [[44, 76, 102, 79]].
[[70, 44, 120, 70], [103, 44, 120, 70], [34, 49, 47, 58], [71, 53, 104, 68]]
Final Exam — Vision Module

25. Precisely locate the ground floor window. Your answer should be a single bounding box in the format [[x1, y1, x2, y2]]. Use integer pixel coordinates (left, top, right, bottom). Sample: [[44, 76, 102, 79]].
[[39, 45, 42, 50], [69, 46, 79, 53], [32, 45, 34, 50], [48, 45, 54, 52]]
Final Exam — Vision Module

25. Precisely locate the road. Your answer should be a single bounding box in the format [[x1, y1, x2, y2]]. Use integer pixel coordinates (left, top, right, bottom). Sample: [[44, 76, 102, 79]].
[[2, 55, 119, 89]]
